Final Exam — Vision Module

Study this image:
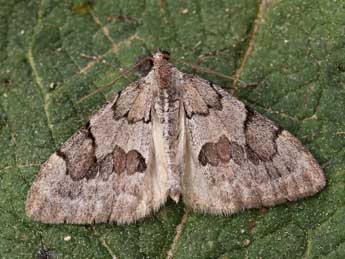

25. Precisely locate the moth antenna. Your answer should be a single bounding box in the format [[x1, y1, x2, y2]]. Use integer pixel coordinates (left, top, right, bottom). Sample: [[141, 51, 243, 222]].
[[76, 72, 129, 104], [176, 60, 252, 87], [76, 56, 154, 104]]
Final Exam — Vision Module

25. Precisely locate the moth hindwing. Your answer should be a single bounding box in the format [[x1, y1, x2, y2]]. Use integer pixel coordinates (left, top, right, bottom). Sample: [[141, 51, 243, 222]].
[[26, 51, 326, 224]]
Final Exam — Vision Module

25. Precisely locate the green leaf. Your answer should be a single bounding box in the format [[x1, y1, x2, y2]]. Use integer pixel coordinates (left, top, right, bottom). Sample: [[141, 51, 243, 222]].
[[1, 0, 344, 258]]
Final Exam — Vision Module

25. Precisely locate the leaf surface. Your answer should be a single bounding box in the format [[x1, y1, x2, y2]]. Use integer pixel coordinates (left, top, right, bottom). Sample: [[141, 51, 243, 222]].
[[0, 0, 344, 258]]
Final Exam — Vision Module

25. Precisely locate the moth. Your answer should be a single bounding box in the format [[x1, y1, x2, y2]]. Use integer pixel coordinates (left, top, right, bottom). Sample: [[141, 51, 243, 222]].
[[26, 50, 326, 224]]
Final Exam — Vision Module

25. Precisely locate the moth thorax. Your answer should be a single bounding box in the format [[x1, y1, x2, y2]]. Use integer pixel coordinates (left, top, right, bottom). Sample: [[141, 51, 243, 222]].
[[155, 62, 173, 89], [152, 51, 172, 89]]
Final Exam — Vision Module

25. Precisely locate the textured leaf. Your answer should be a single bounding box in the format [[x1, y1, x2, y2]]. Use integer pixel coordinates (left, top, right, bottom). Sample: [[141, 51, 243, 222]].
[[0, 0, 344, 258]]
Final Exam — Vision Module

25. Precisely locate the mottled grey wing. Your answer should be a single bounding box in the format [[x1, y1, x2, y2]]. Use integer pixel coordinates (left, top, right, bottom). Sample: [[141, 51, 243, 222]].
[[181, 75, 326, 214], [26, 79, 168, 224]]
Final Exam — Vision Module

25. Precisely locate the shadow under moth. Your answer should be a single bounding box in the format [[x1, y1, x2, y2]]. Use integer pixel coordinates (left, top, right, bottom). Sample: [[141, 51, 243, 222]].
[[26, 50, 326, 224]]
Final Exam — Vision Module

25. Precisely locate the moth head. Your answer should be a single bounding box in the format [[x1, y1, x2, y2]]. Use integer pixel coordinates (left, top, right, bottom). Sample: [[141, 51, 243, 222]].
[[134, 49, 171, 77], [153, 49, 170, 61]]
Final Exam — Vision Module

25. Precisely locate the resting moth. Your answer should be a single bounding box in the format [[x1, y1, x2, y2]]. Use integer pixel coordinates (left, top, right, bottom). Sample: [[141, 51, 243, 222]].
[[26, 50, 326, 224]]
